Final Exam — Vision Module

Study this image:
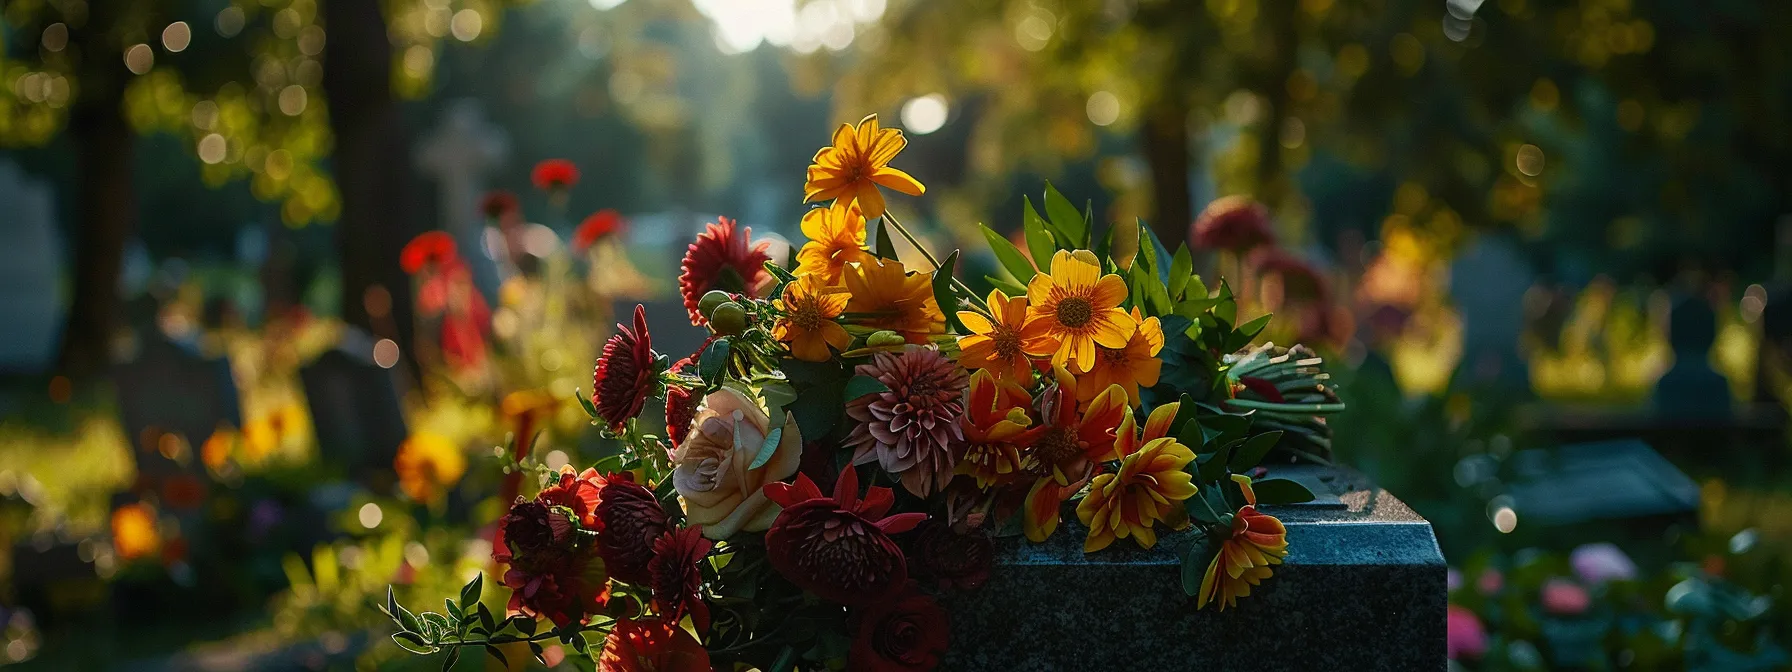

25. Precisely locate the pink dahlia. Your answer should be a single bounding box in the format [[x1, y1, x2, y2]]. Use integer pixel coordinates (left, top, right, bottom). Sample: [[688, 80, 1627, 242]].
[[1191, 195, 1275, 252], [845, 345, 968, 497], [763, 464, 926, 605], [677, 217, 770, 325], [591, 305, 663, 431]]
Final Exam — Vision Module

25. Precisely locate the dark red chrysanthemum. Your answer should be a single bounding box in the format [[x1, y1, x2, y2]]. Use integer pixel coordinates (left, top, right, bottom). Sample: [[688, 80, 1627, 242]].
[[594, 474, 670, 585], [500, 551, 607, 628], [677, 217, 771, 325], [910, 519, 993, 591], [763, 464, 926, 605], [531, 159, 580, 191], [850, 585, 950, 672], [592, 305, 663, 431], [573, 209, 625, 252], [491, 478, 613, 628], [662, 340, 709, 450], [400, 231, 458, 274], [480, 190, 520, 220], [494, 499, 576, 567], [649, 526, 714, 634], [598, 618, 712, 672], [1191, 195, 1275, 252]]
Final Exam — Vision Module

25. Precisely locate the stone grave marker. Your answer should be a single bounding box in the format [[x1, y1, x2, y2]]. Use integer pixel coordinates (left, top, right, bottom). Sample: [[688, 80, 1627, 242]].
[[1506, 439, 1699, 541], [943, 464, 1445, 670], [1449, 235, 1533, 391], [113, 335, 241, 489], [0, 160, 64, 374], [416, 98, 509, 299], [299, 328, 408, 485], [1652, 292, 1732, 418]]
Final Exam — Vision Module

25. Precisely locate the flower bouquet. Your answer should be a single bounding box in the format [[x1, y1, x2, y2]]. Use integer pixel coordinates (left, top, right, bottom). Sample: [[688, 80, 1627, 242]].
[[383, 114, 1345, 671]]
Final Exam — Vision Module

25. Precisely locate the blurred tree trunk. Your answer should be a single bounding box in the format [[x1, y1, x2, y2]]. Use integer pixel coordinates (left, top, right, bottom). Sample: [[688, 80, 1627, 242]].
[[1255, 0, 1298, 208], [321, 0, 418, 372], [1142, 98, 1193, 249], [56, 4, 136, 378]]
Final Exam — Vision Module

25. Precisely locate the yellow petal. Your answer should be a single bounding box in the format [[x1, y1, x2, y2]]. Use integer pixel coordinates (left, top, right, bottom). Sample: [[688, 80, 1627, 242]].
[[870, 166, 925, 196]]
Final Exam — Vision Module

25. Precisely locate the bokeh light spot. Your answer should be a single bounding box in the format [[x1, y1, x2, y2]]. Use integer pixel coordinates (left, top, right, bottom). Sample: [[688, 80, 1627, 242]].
[[900, 94, 949, 134]]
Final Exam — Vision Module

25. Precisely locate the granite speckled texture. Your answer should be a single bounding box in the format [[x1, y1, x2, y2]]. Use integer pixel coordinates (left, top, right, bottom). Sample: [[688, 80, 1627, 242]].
[[940, 465, 1445, 671]]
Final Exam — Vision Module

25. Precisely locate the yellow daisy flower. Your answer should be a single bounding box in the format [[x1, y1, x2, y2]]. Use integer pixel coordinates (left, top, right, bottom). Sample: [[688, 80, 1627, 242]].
[[803, 114, 925, 219], [795, 202, 872, 286], [843, 258, 944, 344], [956, 289, 1033, 383], [1020, 250, 1136, 372], [1072, 307, 1165, 406], [774, 274, 853, 362]]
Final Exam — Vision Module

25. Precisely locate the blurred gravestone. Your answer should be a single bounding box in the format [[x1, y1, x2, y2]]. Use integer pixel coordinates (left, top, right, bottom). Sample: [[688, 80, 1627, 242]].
[[1652, 293, 1732, 417], [1449, 235, 1533, 391], [1508, 440, 1698, 540], [0, 160, 64, 373], [113, 335, 240, 488], [416, 99, 509, 301], [628, 212, 712, 363], [299, 329, 407, 486]]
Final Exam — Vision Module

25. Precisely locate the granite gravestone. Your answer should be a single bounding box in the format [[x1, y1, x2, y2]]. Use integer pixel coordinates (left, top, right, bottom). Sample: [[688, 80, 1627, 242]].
[[0, 160, 64, 374], [943, 464, 1445, 670], [299, 330, 408, 484], [113, 336, 241, 488], [1507, 439, 1699, 537], [1449, 235, 1533, 391]]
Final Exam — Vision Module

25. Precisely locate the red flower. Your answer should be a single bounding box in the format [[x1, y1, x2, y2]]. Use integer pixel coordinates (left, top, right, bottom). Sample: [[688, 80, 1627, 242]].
[[851, 587, 950, 672], [663, 340, 710, 450], [492, 485, 612, 627], [536, 466, 609, 529], [677, 217, 771, 325], [598, 618, 711, 672], [1249, 248, 1331, 303], [649, 527, 714, 634], [480, 190, 520, 220], [574, 209, 626, 252], [594, 474, 671, 585], [910, 520, 993, 591], [591, 305, 663, 431], [400, 231, 458, 274], [763, 464, 926, 605], [1191, 196, 1275, 252], [531, 159, 580, 191]]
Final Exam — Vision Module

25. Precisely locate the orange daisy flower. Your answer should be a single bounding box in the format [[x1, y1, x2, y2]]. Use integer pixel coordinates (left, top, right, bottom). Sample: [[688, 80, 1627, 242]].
[[795, 202, 872, 286], [1197, 474, 1290, 611], [1021, 250, 1136, 372], [957, 369, 1040, 489], [803, 114, 925, 219], [1071, 307, 1165, 406], [1019, 366, 1129, 542], [956, 289, 1033, 383], [1076, 435, 1197, 552], [773, 274, 852, 362], [843, 258, 944, 344]]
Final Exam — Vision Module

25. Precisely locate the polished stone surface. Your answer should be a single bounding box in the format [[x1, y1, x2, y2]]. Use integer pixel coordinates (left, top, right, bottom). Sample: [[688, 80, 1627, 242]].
[[941, 465, 1445, 671]]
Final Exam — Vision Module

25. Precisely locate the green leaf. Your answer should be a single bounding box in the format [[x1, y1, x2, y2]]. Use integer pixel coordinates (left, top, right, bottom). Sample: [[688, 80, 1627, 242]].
[[476, 603, 495, 634], [1214, 281, 1237, 324], [1022, 197, 1058, 261], [985, 274, 1029, 297], [1139, 219, 1174, 287], [1236, 313, 1273, 341], [1197, 444, 1231, 482], [1129, 261, 1173, 316], [445, 599, 464, 625], [483, 645, 508, 668], [1181, 539, 1217, 597], [441, 647, 460, 671], [764, 260, 798, 282], [1185, 490, 1219, 524], [1168, 245, 1193, 299], [1092, 220, 1116, 260], [575, 389, 600, 420], [1042, 182, 1086, 248], [699, 338, 731, 386], [1134, 221, 1160, 278], [872, 217, 898, 260], [782, 359, 848, 439], [459, 574, 483, 611], [1251, 478, 1318, 505], [511, 615, 538, 635], [529, 642, 546, 665], [385, 586, 401, 624], [748, 425, 784, 470], [932, 249, 965, 332], [397, 601, 422, 636], [844, 375, 890, 402], [1200, 407, 1254, 446], [1228, 430, 1285, 471], [392, 632, 433, 655], [978, 223, 1036, 284]]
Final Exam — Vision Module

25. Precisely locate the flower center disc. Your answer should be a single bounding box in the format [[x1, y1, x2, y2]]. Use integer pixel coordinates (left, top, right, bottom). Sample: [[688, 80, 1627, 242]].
[[1056, 297, 1094, 328], [1031, 426, 1080, 471]]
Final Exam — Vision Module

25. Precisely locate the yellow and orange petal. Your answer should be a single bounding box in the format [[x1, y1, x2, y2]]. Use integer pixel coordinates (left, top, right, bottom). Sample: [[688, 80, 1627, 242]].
[[956, 289, 1033, 383], [957, 369, 1039, 489], [395, 432, 468, 504], [1076, 436, 1198, 552], [774, 274, 853, 362], [795, 202, 872, 286], [1114, 400, 1180, 461], [1020, 366, 1130, 542], [1073, 308, 1165, 406], [843, 257, 944, 343], [1020, 250, 1136, 372], [804, 114, 926, 219], [1196, 503, 1289, 611]]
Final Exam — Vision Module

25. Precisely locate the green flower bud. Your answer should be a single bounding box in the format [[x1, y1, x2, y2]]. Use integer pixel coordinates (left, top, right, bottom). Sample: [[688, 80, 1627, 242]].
[[698, 290, 733, 320], [709, 302, 748, 335], [866, 330, 907, 348]]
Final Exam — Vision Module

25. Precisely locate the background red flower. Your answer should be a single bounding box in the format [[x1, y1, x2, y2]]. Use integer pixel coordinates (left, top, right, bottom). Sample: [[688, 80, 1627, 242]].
[[591, 305, 662, 430], [531, 158, 579, 190], [573, 209, 625, 251]]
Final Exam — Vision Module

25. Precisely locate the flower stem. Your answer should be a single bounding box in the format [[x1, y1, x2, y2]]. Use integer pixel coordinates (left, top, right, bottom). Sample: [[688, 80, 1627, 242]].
[[879, 211, 992, 316]]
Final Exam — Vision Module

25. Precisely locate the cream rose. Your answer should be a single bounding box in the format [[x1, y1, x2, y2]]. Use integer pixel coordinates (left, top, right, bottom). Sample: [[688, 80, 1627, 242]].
[[672, 387, 804, 539]]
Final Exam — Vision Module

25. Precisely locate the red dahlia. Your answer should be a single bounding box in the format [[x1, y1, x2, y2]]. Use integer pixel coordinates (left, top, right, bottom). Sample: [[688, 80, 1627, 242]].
[[592, 305, 664, 431], [677, 217, 771, 325], [400, 231, 458, 274], [573, 209, 625, 252], [480, 190, 520, 220], [594, 474, 670, 585], [492, 488, 611, 627], [649, 526, 714, 634], [501, 552, 607, 628], [536, 466, 609, 529], [598, 618, 711, 672], [851, 586, 950, 672], [1191, 195, 1275, 252], [763, 464, 926, 605], [663, 340, 710, 450], [531, 159, 580, 191]]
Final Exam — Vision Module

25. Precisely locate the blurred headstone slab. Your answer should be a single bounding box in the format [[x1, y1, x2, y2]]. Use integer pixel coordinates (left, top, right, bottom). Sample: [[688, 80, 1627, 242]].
[[416, 98, 509, 298], [1651, 292, 1732, 417], [300, 329, 407, 482], [1449, 235, 1532, 391], [0, 160, 65, 373], [10, 530, 105, 627], [113, 336, 241, 485], [1508, 440, 1698, 528], [942, 465, 1445, 670]]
